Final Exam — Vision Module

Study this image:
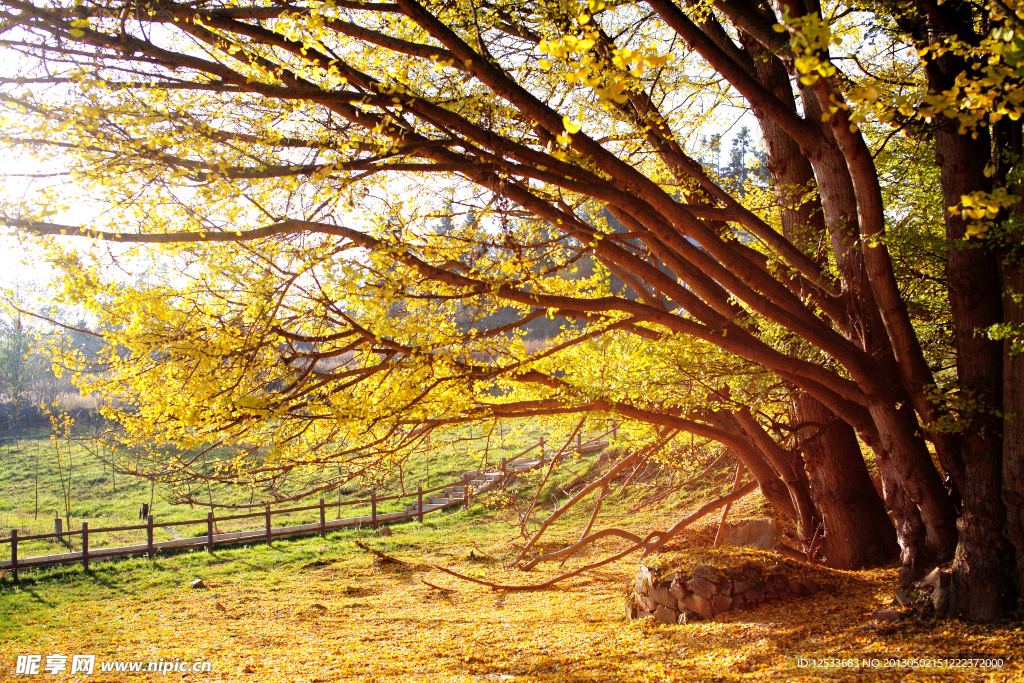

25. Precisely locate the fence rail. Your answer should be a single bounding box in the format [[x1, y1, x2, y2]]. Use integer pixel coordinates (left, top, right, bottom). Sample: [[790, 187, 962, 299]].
[[1, 430, 614, 577]]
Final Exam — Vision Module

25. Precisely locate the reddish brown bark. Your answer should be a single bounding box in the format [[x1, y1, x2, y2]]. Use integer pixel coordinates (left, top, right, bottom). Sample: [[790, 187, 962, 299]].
[[1004, 261, 1024, 618], [929, 69, 1013, 621], [794, 393, 899, 568], [740, 26, 945, 571]]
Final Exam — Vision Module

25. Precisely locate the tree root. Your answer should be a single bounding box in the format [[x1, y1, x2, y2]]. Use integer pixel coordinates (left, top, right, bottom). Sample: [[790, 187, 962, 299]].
[[354, 539, 408, 566]]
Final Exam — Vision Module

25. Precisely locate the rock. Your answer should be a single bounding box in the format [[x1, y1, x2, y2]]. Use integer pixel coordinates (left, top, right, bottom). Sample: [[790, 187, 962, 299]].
[[740, 561, 765, 579], [893, 588, 912, 607], [917, 567, 951, 616], [857, 624, 874, 632], [683, 592, 715, 619], [712, 595, 732, 612], [215, 601, 226, 612], [651, 584, 676, 609], [191, 578, 206, 589], [687, 576, 717, 601], [242, 664, 255, 674], [374, 527, 393, 537], [725, 519, 781, 550], [693, 564, 723, 583], [628, 560, 822, 623], [636, 565, 653, 595], [916, 567, 942, 589], [654, 604, 679, 625], [871, 609, 901, 622], [765, 574, 788, 592]]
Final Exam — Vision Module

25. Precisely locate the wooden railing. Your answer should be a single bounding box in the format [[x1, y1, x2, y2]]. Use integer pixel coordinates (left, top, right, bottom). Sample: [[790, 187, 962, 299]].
[[1, 428, 615, 578]]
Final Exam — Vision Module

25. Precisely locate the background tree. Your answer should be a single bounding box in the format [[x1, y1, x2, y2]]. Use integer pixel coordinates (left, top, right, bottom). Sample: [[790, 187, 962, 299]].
[[1, 0, 1022, 622]]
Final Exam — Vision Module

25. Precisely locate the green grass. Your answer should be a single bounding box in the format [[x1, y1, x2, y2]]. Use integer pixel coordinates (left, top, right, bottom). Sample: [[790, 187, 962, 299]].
[[0, 422, 628, 562], [0, 419, 744, 608]]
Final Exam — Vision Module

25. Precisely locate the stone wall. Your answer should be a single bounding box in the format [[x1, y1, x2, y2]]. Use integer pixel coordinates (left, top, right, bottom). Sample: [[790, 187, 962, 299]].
[[626, 560, 821, 624]]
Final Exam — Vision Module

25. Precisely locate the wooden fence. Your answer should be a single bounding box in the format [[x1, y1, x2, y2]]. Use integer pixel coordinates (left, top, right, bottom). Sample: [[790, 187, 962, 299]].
[[0, 430, 613, 578]]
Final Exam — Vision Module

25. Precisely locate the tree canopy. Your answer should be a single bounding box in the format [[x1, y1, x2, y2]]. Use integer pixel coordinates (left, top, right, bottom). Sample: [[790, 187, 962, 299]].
[[1, 0, 1023, 622]]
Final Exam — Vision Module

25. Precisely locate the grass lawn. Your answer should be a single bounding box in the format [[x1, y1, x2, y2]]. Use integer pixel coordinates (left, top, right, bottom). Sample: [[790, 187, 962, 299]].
[[0, 423, 562, 559], [2, 477, 1022, 682]]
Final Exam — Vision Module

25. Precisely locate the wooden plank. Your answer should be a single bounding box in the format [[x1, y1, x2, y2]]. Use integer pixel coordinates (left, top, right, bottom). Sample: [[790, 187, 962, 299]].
[[147, 514, 154, 559], [319, 498, 326, 538], [417, 485, 423, 524], [265, 505, 272, 546], [207, 511, 214, 552], [82, 523, 89, 571], [0, 457, 526, 572], [3, 528, 77, 543], [10, 529, 17, 581], [0, 502, 468, 570]]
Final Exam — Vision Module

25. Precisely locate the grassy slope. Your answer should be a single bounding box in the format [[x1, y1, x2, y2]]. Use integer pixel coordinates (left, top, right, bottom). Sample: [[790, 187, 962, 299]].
[[0, 425, 552, 558], [1, 441, 1022, 682]]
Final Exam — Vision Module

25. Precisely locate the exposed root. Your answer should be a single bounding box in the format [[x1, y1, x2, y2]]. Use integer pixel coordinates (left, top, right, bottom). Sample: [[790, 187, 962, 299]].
[[354, 539, 408, 566]]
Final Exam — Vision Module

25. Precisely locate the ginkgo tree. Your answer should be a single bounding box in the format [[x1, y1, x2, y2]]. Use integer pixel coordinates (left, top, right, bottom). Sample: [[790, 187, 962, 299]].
[[1, 0, 1022, 622]]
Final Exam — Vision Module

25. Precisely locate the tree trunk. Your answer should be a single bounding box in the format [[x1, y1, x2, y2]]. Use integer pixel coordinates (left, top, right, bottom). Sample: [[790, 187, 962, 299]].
[[731, 406, 819, 539], [1004, 260, 1024, 619], [704, 412, 800, 523], [933, 123, 1014, 622], [793, 392, 899, 569], [739, 29, 952, 574]]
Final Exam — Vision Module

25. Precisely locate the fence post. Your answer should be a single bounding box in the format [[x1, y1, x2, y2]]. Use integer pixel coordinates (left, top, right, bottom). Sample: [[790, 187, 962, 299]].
[[612, 420, 618, 440], [10, 529, 17, 582], [207, 511, 214, 552], [577, 433, 582, 452], [265, 505, 272, 547], [54, 515, 62, 538], [82, 522, 89, 571], [539, 437, 545, 461], [371, 490, 377, 530], [417, 485, 424, 524], [317, 497, 325, 540], [147, 514, 154, 560]]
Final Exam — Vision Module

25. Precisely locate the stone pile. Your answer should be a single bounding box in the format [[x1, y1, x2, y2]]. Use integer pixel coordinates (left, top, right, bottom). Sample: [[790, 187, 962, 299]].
[[626, 560, 821, 624]]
